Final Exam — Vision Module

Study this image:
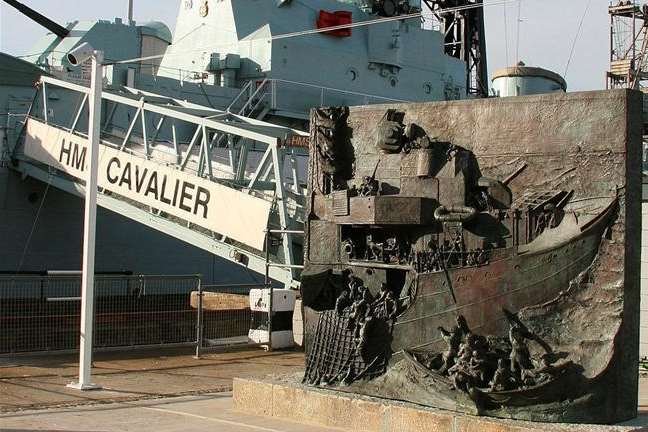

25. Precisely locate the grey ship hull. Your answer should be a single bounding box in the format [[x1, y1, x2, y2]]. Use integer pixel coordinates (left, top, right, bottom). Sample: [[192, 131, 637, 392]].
[[0, 169, 259, 285]]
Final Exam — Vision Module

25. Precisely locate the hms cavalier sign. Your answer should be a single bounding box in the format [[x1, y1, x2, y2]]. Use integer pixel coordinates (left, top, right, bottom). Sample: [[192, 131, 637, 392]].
[[23, 119, 272, 250]]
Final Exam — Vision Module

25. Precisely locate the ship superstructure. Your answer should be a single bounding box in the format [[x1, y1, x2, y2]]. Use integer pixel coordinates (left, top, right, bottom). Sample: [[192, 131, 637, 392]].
[[19, 0, 470, 121]]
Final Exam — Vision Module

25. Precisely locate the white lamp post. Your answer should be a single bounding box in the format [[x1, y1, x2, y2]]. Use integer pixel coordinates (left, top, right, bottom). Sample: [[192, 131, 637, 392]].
[[65, 42, 103, 391]]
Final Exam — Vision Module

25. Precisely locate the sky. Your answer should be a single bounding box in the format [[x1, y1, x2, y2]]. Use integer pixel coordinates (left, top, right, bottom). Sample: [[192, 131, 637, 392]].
[[0, 0, 609, 92]]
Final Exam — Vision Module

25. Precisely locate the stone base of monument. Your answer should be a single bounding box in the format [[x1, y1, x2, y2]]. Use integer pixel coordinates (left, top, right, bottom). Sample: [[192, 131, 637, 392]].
[[233, 375, 643, 432]]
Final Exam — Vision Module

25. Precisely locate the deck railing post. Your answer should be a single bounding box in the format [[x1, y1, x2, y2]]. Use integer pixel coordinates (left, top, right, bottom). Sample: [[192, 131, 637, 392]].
[[194, 278, 203, 359], [42, 82, 48, 123], [265, 230, 273, 352]]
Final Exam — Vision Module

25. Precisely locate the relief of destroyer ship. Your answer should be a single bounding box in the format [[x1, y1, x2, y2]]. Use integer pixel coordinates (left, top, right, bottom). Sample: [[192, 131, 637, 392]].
[[301, 107, 619, 416]]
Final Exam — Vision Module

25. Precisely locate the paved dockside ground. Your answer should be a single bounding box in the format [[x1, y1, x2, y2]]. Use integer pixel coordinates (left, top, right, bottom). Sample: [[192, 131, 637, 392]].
[[1, 348, 648, 431], [0, 347, 302, 412], [0, 393, 344, 432]]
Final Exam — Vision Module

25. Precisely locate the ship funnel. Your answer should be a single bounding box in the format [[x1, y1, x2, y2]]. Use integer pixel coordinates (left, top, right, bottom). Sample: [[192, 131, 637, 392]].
[[1, 0, 69, 39]]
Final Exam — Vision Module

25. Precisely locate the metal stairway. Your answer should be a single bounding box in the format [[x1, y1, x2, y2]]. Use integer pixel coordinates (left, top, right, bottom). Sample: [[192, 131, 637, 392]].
[[10, 76, 309, 287], [227, 79, 273, 121]]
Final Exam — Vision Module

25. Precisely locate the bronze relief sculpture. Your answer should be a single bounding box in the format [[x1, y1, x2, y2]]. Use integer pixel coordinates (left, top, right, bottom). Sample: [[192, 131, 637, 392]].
[[301, 94, 639, 424]]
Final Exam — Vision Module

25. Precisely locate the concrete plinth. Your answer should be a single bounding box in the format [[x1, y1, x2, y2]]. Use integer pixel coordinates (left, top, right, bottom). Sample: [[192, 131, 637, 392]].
[[233, 376, 645, 432]]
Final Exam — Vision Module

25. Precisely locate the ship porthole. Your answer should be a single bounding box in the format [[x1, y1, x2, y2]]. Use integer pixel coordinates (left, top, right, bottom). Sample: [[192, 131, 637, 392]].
[[423, 83, 432, 94], [390, 76, 398, 87], [347, 68, 358, 81], [28, 192, 39, 204]]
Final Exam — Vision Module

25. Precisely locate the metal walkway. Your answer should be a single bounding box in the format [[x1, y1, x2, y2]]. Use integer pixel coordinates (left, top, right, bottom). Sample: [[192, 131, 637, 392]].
[[10, 76, 309, 287]]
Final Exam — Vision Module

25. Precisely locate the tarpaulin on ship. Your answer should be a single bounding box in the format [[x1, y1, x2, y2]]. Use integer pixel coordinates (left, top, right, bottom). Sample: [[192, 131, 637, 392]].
[[317, 10, 352, 37]]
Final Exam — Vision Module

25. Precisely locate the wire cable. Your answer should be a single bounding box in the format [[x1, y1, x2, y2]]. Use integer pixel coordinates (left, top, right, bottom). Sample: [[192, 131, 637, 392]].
[[564, 0, 593, 78], [273, 0, 517, 40], [15, 170, 52, 274], [15, 49, 69, 59], [105, 0, 518, 66], [173, 22, 207, 45]]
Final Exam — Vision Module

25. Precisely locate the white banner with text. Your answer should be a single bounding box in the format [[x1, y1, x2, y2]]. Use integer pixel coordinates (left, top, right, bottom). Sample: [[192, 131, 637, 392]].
[[23, 119, 271, 250]]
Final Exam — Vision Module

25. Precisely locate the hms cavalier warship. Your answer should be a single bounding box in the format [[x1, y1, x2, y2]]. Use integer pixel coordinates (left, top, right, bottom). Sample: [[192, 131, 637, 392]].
[[0, 0, 486, 285]]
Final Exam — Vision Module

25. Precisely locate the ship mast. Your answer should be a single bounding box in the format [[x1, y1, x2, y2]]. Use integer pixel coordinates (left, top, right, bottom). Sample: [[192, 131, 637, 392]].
[[127, 0, 134, 25]]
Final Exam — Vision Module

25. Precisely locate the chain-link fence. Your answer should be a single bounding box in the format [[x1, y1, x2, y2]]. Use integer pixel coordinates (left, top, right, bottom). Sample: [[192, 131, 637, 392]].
[[0, 275, 293, 356], [0, 274, 201, 354], [195, 284, 266, 356]]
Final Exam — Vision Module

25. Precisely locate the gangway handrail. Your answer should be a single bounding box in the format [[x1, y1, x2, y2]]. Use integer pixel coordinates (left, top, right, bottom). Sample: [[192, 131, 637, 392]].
[[222, 77, 410, 125], [39, 76, 304, 145], [226, 80, 255, 112], [238, 78, 270, 116], [20, 114, 260, 194], [23, 114, 282, 206], [15, 76, 309, 287]]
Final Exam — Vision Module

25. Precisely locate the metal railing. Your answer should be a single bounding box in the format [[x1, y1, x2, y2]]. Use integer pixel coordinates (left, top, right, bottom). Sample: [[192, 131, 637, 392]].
[[194, 283, 261, 357], [17, 75, 307, 286], [227, 78, 410, 121], [193, 229, 304, 356], [0, 274, 201, 354], [2, 268, 305, 357]]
